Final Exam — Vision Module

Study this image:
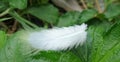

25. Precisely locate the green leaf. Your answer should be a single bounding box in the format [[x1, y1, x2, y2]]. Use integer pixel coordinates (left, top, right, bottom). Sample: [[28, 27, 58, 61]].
[[104, 0, 115, 7], [0, 31, 6, 49], [88, 22, 120, 62], [0, 1, 8, 12], [87, 22, 108, 62], [98, 24, 120, 62], [57, 11, 80, 27], [0, 32, 32, 62], [29, 51, 82, 62], [9, 0, 27, 9], [27, 4, 59, 24], [72, 45, 88, 62], [79, 9, 97, 23], [104, 3, 120, 19]]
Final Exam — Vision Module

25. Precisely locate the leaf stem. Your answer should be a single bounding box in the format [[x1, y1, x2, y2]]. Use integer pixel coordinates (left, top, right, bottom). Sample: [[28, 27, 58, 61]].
[[95, 0, 102, 13], [81, 0, 88, 9], [0, 22, 8, 29], [0, 8, 11, 17], [9, 11, 39, 29], [0, 17, 12, 22]]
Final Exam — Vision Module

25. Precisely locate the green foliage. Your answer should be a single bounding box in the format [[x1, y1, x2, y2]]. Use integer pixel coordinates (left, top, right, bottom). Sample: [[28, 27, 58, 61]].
[[0, 31, 6, 49], [0, 33, 31, 62], [87, 21, 120, 62], [30, 51, 82, 62], [78, 9, 98, 23], [9, 0, 27, 9], [104, 3, 120, 19], [0, 0, 120, 62], [27, 4, 59, 24], [87, 21, 111, 62], [57, 11, 80, 27], [99, 24, 120, 62], [0, 33, 81, 62], [0, 1, 8, 12]]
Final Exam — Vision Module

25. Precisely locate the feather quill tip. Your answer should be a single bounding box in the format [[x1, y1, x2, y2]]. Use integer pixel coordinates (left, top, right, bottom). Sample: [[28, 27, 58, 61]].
[[27, 23, 87, 51]]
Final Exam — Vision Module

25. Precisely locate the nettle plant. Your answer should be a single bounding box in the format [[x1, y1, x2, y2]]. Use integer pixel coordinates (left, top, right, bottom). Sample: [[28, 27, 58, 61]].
[[0, 0, 120, 62]]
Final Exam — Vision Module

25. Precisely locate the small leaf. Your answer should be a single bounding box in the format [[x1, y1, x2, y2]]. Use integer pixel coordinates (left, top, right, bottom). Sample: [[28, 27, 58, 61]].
[[79, 9, 97, 23], [57, 11, 80, 27], [9, 0, 27, 9], [28, 4, 59, 24]]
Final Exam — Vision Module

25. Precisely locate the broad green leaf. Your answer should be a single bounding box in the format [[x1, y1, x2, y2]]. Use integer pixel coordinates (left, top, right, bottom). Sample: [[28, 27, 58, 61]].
[[79, 9, 97, 23], [57, 11, 80, 27], [0, 31, 6, 49], [9, 0, 27, 9], [88, 22, 120, 62], [104, 3, 120, 19], [27, 4, 59, 24], [98, 24, 120, 62], [88, 24, 106, 62], [0, 32, 32, 62]]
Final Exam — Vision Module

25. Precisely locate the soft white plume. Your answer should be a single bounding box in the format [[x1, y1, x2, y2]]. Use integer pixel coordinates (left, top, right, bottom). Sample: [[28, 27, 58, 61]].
[[27, 23, 87, 51]]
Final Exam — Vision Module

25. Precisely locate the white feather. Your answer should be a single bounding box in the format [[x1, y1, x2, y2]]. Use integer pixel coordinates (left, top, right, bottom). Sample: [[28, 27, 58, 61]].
[[27, 23, 87, 51]]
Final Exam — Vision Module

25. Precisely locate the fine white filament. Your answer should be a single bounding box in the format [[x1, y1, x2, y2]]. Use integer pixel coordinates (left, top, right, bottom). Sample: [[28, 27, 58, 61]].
[[28, 23, 87, 51]]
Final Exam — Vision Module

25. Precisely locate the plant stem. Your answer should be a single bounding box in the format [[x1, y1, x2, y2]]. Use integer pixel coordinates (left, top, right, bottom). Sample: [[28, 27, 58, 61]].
[[0, 22, 8, 29], [8, 21, 18, 34], [0, 17, 12, 22], [95, 0, 102, 13], [9, 11, 39, 29], [81, 0, 88, 9], [0, 8, 11, 17]]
